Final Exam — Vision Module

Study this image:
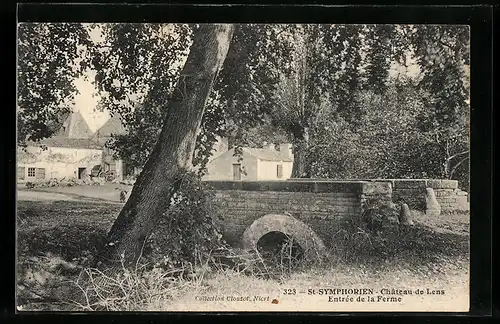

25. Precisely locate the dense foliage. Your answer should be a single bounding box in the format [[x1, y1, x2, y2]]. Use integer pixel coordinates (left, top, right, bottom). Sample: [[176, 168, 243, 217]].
[[17, 23, 92, 143], [306, 79, 468, 189], [143, 172, 227, 268], [88, 24, 193, 170], [17, 23, 470, 189]]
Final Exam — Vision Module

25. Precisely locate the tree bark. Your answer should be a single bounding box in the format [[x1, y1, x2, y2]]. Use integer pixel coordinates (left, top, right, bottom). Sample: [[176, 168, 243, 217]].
[[291, 126, 311, 178], [96, 24, 234, 269]]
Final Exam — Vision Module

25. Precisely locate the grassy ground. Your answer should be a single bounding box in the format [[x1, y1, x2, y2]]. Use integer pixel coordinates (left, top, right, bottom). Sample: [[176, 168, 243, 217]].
[[16, 194, 470, 312]]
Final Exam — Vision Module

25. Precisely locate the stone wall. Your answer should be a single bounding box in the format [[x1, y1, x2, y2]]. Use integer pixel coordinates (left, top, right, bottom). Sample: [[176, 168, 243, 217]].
[[206, 179, 468, 249], [387, 179, 469, 213], [290, 178, 469, 213], [206, 180, 391, 247], [360, 182, 393, 212]]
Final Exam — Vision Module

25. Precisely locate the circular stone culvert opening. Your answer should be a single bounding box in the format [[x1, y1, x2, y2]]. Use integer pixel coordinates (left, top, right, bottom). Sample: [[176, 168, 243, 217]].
[[256, 231, 305, 265]]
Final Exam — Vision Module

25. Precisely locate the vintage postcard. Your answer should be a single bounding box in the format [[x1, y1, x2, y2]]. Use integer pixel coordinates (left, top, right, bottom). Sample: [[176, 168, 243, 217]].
[[16, 22, 470, 312]]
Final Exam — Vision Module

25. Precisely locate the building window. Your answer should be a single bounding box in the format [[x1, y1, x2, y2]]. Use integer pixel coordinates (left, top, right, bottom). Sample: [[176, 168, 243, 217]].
[[277, 164, 283, 178], [27, 167, 36, 178]]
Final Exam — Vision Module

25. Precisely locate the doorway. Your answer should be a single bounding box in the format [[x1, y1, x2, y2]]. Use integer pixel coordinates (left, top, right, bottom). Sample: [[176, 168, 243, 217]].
[[78, 167, 87, 180], [232, 163, 242, 180]]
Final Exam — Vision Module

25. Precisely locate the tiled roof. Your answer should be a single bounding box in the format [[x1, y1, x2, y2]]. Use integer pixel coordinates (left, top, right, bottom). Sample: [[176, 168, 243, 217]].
[[54, 111, 93, 139], [29, 136, 104, 150], [243, 147, 293, 162], [26, 111, 123, 150], [93, 114, 126, 138]]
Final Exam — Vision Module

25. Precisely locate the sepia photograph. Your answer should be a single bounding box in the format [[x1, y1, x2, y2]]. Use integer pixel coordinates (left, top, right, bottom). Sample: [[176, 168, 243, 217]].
[[16, 22, 470, 312]]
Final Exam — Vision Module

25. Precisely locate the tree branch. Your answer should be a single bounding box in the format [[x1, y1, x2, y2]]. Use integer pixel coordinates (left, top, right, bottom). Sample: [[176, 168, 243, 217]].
[[447, 150, 469, 161], [438, 39, 455, 53], [449, 155, 469, 179]]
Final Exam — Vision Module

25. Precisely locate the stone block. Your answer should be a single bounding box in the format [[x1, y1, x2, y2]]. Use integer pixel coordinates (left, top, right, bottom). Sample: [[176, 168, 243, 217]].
[[393, 180, 427, 189], [456, 198, 470, 211], [434, 189, 456, 197], [425, 179, 442, 188], [314, 192, 357, 198], [393, 188, 426, 200], [323, 196, 359, 202], [439, 180, 458, 189], [425, 187, 441, 217], [437, 197, 460, 204]]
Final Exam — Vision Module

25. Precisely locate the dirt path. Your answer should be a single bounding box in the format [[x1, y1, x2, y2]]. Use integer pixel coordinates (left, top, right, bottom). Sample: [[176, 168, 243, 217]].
[[17, 190, 77, 201], [17, 189, 122, 205]]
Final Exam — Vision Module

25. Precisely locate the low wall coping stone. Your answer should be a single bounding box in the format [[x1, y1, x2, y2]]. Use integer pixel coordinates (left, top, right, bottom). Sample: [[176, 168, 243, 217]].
[[205, 180, 369, 193]]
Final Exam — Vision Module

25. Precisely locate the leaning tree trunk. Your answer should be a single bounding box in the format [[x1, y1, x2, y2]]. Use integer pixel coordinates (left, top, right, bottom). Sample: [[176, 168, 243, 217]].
[[96, 24, 234, 270], [291, 127, 311, 178]]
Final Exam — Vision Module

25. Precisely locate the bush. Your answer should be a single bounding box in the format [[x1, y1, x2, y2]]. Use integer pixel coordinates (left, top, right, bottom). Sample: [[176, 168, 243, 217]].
[[143, 172, 228, 272], [25, 182, 36, 189], [28, 178, 62, 188], [66, 178, 84, 187]]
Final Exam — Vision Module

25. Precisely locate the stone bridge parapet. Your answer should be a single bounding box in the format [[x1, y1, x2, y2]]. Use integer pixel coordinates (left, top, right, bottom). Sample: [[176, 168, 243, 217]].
[[204, 179, 468, 251], [205, 180, 391, 249]]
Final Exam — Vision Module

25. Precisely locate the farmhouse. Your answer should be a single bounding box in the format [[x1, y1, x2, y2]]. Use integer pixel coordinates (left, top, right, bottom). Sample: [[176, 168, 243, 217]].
[[203, 143, 294, 181], [90, 113, 130, 179], [17, 111, 127, 183]]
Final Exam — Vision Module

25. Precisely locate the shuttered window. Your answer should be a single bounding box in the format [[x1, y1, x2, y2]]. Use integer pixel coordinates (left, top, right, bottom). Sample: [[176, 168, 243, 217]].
[[277, 164, 283, 178], [17, 167, 25, 180], [35, 168, 46, 180]]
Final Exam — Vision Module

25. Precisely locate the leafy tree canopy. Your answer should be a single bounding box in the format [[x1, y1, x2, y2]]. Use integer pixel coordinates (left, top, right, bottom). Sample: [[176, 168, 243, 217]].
[[17, 23, 469, 186], [17, 23, 93, 143]]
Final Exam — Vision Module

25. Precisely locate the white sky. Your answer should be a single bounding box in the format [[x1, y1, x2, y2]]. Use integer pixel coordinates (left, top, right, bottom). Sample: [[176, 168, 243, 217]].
[[72, 25, 109, 132], [73, 75, 109, 132]]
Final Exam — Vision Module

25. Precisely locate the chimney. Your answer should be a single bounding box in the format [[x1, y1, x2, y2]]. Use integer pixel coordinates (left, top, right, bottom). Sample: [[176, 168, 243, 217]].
[[279, 143, 293, 160]]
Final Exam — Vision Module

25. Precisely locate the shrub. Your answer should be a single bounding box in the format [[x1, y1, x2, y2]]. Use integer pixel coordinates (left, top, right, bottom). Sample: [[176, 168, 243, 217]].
[[28, 178, 61, 188], [142, 172, 228, 272], [25, 182, 36, 189], [66, 178, 84, 187]]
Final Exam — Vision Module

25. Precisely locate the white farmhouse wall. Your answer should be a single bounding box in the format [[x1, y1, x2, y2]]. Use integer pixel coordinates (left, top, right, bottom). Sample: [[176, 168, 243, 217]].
[[17, 146, 103, 182], [203, 148, 259, 181], [114, 159, 124, 180], [257, 160, 293, 180]]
